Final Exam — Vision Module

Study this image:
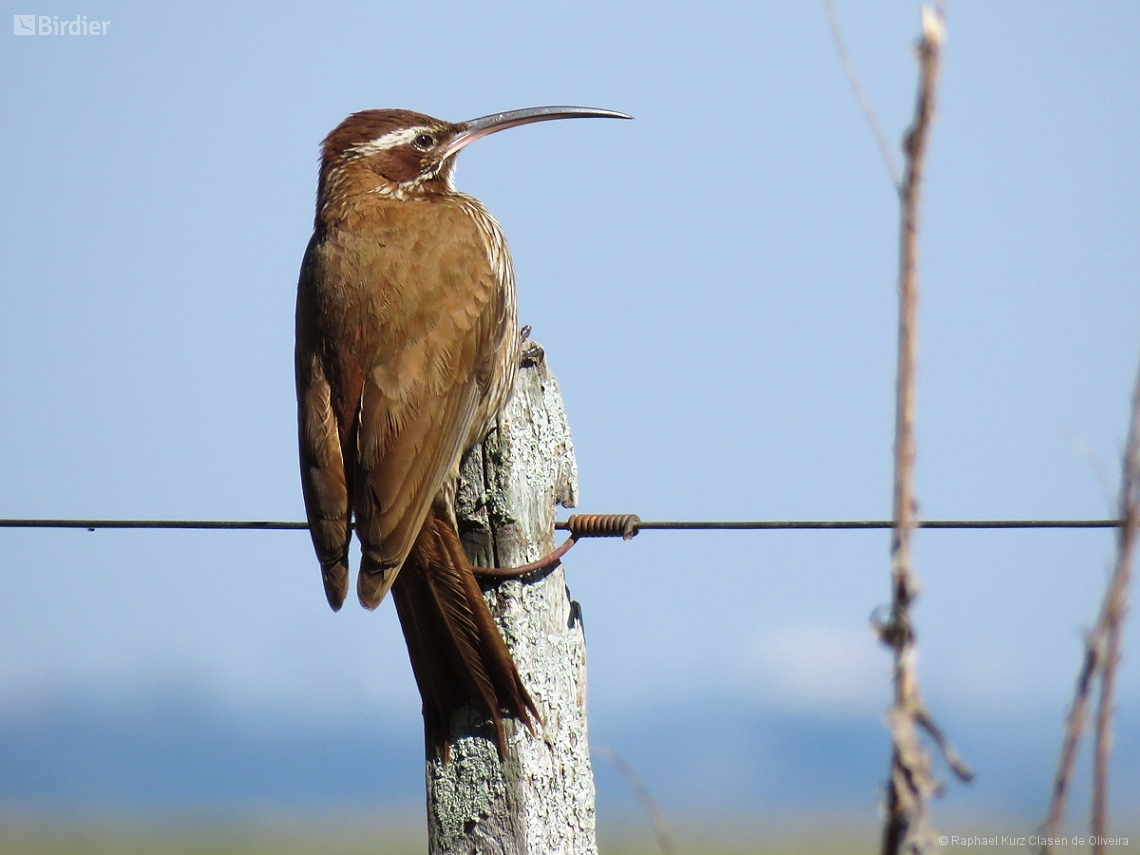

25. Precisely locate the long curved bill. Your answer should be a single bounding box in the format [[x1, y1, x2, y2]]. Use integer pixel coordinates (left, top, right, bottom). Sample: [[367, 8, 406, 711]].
[[442, 106, 632, 159]]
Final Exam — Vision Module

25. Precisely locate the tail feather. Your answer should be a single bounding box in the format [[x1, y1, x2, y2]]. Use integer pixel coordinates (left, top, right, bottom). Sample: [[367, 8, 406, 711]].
[[391, 508, 539, 759]]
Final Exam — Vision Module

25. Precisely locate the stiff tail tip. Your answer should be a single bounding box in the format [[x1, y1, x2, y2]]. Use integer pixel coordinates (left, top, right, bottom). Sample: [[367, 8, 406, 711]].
[[394, 511, 541, 761], [321, 558, 349, 612]]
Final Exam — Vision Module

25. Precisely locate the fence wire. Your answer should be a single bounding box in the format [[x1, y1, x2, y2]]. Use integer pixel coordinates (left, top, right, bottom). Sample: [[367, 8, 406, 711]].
[[0, 517, 1122, 532]]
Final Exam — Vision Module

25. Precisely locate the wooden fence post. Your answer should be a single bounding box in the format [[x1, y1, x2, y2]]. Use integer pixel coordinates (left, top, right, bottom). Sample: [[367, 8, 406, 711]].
[[425, 346, 598, 855]]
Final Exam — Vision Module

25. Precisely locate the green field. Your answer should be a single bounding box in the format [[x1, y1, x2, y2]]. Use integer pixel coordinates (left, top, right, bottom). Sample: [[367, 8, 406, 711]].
[[0, 814, 1133, 855]]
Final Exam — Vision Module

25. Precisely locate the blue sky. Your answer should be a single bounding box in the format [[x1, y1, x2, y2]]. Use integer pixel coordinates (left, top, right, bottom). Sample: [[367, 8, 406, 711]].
[[1, 0, 1139, 824]]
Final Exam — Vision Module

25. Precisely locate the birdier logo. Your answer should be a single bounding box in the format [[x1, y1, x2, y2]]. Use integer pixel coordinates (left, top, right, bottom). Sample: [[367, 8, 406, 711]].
[[13, 14, 110, 35]]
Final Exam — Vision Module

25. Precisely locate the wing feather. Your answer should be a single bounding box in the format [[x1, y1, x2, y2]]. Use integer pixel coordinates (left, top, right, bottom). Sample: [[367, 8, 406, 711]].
[[296, 343, 353, 611], [352, 204, 508, 608]]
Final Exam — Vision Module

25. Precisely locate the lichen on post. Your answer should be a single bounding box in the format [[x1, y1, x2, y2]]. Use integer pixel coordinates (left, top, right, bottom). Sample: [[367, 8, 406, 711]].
[[425, 346, 598, 855]]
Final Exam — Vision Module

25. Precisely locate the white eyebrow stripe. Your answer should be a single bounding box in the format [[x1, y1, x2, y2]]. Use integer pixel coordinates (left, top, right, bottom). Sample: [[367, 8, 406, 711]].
[[345, 126, 428, 158]]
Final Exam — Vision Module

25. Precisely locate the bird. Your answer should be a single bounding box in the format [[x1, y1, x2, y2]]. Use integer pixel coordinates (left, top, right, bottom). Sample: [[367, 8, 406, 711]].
[[295, 105, 630, 758]]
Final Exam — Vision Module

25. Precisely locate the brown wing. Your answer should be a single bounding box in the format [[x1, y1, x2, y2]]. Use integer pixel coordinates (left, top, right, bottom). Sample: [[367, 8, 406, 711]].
[[351, 205, 509, 609], [295, 233, 355, 611]]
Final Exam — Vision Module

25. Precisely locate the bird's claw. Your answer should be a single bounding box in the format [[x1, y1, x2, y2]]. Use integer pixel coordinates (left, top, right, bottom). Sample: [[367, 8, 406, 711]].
[[519, 325, 544, 366], [521, 341, 545, 367]]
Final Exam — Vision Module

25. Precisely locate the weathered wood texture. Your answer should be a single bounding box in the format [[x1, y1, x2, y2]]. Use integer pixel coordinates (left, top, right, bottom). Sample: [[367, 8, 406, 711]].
[[426, 348, 598, 855]]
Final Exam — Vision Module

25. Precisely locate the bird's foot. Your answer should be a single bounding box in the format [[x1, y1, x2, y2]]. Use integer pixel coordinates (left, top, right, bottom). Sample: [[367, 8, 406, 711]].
[[519, 326, 545, 366], [521, 342, 545, 367]]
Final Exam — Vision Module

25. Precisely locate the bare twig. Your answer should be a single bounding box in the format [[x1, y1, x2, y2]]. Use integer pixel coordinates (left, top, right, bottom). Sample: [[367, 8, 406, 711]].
[[593, 746, 678, 855], [1092, 361, 1140, 847], [876, 10, 971, 855], [1040, 358, 1140, 854], [1060, 427, 1117, 512], [822, 0, 902, 190], [1040, 638, 1102, 849]]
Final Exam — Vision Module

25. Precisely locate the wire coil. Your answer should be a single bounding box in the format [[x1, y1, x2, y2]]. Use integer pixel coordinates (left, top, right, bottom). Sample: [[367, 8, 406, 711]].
[[562, 513, 641, 540]]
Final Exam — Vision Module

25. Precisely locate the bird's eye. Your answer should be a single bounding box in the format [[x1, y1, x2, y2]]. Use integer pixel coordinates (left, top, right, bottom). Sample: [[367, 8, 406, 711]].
[[412, 133, 436, 151]]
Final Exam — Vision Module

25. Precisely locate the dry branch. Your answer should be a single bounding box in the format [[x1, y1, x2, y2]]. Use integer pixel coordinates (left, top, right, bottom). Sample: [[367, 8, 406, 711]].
[[877, 9, 971, 855], [593, 746, 678, 855], [822, 0, 901, 189], [1041, 355, 1140, 853]]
